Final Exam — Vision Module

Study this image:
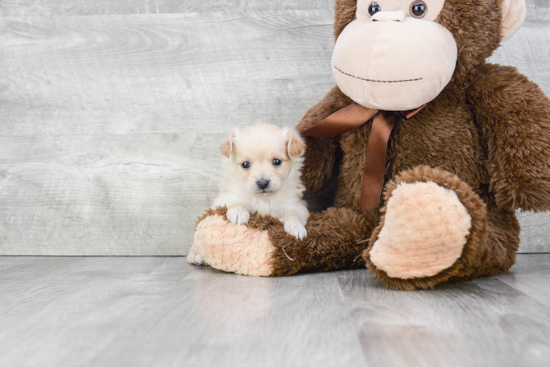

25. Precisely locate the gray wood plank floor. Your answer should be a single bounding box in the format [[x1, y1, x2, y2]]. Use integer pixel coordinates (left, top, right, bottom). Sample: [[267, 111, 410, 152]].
[[0, 255, 549, 367], [0, 1, 549, 255]]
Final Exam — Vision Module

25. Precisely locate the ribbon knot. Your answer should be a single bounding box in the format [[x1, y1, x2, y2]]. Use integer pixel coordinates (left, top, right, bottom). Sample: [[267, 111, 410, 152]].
[[301, 103, 425, 211]]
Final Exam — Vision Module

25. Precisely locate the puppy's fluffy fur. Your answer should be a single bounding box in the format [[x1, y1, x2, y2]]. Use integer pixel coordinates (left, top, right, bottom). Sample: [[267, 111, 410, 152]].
[[212, 123, 309, 239]]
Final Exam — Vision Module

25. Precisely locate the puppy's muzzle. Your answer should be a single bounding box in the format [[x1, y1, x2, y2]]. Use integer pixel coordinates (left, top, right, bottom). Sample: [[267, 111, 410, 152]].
[[256, 179, 270, 190]]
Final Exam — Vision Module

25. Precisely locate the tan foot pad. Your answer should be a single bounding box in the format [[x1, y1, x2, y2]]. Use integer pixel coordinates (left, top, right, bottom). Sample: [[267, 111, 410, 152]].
[[193, 214, 274, 277], [370, 181, 472, 279]]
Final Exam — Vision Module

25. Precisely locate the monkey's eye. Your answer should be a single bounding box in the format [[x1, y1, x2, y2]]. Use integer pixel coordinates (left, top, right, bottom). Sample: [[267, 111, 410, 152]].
[[272, 159, 282, 166], [368, 2, 382, 16], [410, 1, 428, 18], [241, 161, 250, 169]]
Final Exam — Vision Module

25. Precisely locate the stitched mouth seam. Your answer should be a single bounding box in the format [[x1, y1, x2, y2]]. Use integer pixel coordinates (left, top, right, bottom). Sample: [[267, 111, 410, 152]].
[[333, 65, 423, 83]]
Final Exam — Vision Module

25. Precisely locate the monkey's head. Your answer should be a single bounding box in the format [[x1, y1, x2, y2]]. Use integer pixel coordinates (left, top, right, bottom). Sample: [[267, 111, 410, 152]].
[[332, 0, 527, 110]]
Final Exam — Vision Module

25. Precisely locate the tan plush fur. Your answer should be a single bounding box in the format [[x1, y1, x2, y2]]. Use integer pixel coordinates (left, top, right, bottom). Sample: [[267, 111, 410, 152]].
[[192, 0, 549, 290], [364, 166, 494, 290], [369, 181, 471, 279], [332, 3, 457, 110], [193, 212, 274, 276]]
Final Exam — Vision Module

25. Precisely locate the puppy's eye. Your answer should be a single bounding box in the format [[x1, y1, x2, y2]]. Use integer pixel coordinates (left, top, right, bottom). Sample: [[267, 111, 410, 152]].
[[272, 159, 282, 166], [410, 1, 427, 18], [368, 2, 382, 16], [241, 161, 250, 169]]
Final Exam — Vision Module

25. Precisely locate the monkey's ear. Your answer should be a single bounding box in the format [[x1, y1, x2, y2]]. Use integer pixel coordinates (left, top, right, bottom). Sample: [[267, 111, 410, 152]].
[[501, 0, 526, 41], [220, 130, 237, 158], [286, 128, 306, 158]]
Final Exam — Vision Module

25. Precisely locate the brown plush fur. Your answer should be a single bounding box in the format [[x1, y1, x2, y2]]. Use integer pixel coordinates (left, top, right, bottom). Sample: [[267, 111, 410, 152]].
[[468, 63, 550, 212], [197, 0, 550, 289]]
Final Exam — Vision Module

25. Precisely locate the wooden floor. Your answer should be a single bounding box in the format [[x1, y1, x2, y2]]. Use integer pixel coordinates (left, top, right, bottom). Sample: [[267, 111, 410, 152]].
[[1, 255, 549, 367]]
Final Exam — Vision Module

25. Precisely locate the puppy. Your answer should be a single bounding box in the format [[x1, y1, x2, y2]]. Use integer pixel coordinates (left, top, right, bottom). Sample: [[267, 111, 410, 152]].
[[188, 123, 309, 266], [213, 123, 309, 239]]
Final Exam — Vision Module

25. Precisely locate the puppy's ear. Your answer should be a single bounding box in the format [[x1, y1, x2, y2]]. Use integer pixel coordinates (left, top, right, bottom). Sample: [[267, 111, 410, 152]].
[[220, 130, 237, 158], [286, 128, 306, 158]]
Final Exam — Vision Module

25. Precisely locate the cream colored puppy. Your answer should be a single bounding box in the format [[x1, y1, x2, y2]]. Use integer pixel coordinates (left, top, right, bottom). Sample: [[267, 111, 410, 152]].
[[213, 123, 309, 239], [188, 123, 309, 266]]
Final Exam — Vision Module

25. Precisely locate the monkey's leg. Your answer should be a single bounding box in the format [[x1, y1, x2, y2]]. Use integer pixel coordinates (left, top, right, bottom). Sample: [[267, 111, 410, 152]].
[[364, 166, 519, 290], [191, 206, 378, 276]]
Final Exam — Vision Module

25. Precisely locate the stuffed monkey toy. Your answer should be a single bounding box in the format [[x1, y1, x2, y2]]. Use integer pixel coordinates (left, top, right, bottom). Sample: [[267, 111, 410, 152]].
[[189, 0, 550, 290]]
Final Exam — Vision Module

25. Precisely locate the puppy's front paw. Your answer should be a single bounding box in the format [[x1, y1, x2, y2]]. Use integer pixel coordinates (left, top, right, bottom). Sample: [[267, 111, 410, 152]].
[[192, 254, 207, 266], [187, 246, 207, 266], [226, 206, 250, 225], [284, 220, 307, 240]]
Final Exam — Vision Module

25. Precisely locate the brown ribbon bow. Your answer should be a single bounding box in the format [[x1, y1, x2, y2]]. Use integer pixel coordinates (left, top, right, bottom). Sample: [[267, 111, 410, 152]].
[[301, 103, 425, 211]]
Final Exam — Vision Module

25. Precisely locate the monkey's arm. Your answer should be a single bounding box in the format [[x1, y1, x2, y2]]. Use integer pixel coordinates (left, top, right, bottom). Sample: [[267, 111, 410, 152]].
[[296, 86, 353, 192], [468, 63, 550, 212]]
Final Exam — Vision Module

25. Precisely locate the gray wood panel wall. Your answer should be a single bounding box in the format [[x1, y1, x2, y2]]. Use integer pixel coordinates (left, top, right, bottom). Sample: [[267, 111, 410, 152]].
[[0, 1, 549, 255]]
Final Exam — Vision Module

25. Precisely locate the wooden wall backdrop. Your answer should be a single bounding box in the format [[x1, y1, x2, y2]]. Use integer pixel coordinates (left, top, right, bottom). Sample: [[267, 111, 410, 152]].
[[0, 0, 549, 255]]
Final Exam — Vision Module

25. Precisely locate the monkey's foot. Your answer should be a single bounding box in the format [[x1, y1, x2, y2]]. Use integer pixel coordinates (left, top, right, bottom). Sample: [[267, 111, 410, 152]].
[[364, 166, 487, 290], [192, 213, 275, 276], [370, 181, 471, 278]]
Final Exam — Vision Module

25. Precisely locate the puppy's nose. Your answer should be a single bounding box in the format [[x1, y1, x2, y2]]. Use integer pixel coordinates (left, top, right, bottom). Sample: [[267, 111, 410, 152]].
[[256, 179, 270, 190]]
